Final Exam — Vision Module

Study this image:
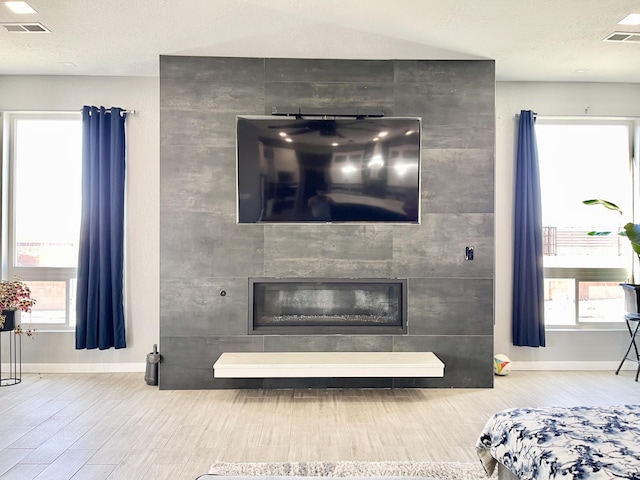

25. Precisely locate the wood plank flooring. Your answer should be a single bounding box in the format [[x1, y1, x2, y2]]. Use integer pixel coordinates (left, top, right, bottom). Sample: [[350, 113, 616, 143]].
[[0, 370, 638, 479]]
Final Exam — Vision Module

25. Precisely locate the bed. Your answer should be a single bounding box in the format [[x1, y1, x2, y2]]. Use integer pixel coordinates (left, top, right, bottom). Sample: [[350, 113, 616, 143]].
[[475, 404, 640, 479]]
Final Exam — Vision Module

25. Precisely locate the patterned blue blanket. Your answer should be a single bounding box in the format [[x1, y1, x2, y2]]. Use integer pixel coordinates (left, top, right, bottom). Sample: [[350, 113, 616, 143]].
[[476, 404, 640, 479]]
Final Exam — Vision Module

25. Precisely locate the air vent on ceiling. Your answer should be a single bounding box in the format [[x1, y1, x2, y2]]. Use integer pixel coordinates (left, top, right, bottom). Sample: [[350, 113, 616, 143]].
[[603, 31, 640, 43], [1, 22, 50, 33]]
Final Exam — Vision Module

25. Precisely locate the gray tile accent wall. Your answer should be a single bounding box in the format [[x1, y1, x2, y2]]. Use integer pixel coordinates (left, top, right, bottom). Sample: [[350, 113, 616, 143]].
[[159, 57, 495, 389]]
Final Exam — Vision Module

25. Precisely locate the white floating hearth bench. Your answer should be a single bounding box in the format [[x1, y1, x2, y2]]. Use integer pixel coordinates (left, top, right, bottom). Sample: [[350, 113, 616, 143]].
[[213, 352, 444, 378]]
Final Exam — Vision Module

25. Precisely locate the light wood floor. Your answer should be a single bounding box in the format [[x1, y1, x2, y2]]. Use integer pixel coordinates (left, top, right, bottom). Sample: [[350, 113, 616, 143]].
[[0, 370, 639, 480]]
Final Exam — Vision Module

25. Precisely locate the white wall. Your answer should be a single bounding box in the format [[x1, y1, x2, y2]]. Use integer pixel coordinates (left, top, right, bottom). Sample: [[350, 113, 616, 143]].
[[0, 75, 159, 372], [1, 76, 638, 373], [495, 81, 640, 370]]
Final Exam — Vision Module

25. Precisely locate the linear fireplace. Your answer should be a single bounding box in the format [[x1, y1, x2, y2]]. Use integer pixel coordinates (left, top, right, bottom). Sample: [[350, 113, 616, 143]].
[[249, 278, 407, 335]]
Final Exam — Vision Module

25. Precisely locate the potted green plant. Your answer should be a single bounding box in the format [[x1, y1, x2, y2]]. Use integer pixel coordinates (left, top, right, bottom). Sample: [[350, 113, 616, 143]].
[[0, 278, 37, 334], [584, 199, 640, 313], [583, 199, 640, 260]]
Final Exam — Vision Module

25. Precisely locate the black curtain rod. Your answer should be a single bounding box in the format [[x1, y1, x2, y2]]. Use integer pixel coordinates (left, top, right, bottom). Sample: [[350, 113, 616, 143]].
[[271, 106, 384, 118], [83, 108, 135, 115], [514, 111, 538, 118]]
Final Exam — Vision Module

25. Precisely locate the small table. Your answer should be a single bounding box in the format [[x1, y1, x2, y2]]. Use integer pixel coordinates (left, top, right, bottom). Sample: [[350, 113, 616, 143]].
[[0, 329, 22, 386], [615, 314, 640, 382]]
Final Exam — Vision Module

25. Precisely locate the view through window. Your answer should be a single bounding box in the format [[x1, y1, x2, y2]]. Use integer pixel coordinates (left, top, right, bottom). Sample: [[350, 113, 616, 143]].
[[537, 120, 634, 328], [7, 113, 81, 328]]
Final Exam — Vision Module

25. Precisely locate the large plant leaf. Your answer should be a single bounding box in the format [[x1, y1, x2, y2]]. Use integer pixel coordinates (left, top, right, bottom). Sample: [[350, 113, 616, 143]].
[[583, 199, 623, 214], [583, 200, 640, 260], [624, 222, 640, 257]]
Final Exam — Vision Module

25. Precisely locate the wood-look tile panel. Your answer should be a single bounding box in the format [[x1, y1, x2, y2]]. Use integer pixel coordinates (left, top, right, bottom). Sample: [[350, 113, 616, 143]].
[[0, 372, 637, 479]]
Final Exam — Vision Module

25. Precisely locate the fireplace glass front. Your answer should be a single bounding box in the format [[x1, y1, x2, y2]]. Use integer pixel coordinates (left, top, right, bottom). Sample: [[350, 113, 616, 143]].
[[249, 278, 407, 335]]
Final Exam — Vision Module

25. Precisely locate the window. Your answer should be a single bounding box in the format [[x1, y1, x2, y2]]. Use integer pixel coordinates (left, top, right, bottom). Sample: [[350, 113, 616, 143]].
[[3, 113, 82, 330], [537, 120, 635, 328]]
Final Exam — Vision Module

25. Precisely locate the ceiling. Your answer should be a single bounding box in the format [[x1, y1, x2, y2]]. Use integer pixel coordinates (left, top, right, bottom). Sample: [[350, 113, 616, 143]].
[[1, 0, 640, 82]]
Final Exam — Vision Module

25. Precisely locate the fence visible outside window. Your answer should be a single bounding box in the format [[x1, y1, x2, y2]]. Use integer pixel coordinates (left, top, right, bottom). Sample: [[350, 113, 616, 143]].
[[3, 112, 82, 329], [536, 119, 636, 328]]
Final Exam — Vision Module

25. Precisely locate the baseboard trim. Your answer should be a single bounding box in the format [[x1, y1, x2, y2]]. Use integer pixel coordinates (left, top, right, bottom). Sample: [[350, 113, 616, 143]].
[[513, 361, 632, 371], [2, 361, 633, 374], [8, 363, 146, 373]]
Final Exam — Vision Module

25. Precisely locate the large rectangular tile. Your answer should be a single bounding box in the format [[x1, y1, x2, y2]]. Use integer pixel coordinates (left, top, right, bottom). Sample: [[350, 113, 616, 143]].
[[160, 56, 265, 83], [265, 224, 393, 261], [263, 335, 393, 352], [392, 214, 494, 278], [263, 224, 395, 277], [160, 145, 236, 215], [160, 211, 264, 278], [393, 335, 494, 388], [264, 258, 394, 279], [161, 80, 263, 113], [265, 82, 394, 113], [160, 110, 239, 147], [265, 59, 394, 83], [159, 335, 264, 389], [394, 61, 495, 150], [395, 60, 495, 87], [423, 148, 494, 214], [407, 278, 494, 336], [160, 277, 249, 337]]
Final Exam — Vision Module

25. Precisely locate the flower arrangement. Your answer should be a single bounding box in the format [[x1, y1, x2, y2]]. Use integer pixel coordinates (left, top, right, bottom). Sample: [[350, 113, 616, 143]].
[[14, 323, 37, 337], [0, 278, 37, 336]]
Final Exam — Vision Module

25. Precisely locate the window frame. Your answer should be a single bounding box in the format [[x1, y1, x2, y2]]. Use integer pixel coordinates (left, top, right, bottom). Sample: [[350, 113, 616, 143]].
[[544, 267, 630, 331], [2, 111, 81, 331], [536, 117, 639, 331]]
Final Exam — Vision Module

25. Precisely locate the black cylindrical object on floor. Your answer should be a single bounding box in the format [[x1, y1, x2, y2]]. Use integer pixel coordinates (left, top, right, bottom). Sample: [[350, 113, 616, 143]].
[[145, 344, 160, 386]]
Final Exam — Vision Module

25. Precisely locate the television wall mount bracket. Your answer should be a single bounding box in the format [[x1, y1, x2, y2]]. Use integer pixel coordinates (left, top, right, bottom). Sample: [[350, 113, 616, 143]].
[[271, 106, 385, 119]]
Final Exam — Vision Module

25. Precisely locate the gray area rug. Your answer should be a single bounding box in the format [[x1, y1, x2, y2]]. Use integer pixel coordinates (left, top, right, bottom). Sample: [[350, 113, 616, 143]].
[[207, 461, 494, 480]]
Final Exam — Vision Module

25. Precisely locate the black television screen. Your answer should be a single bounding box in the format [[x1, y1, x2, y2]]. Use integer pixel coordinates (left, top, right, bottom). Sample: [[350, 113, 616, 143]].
[[236, 116, 421, 223]]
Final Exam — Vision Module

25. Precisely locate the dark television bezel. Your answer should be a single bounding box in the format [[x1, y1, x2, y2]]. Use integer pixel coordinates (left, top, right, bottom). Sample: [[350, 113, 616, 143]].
[[236, 115, 422, 225]]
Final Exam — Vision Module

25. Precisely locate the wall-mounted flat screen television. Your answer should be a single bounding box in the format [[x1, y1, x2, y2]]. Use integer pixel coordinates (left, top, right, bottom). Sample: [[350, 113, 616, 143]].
[[236, 116, 421, 223]]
